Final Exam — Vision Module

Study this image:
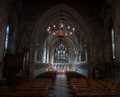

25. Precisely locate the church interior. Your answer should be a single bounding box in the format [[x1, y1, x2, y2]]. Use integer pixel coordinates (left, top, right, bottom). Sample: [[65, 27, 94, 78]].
[[0, 0, 120, 96]]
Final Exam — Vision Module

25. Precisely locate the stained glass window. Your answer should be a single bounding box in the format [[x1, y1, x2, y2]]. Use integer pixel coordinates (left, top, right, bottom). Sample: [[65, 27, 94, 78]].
[[54, 43, 68, 63], [4, 25, 9, 57], [111, 27, 115, 59]]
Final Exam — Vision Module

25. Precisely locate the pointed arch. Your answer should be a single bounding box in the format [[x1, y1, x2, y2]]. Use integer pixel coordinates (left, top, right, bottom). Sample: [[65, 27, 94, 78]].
[[30, 3, 91, 79], [31, 3, 90, 46]]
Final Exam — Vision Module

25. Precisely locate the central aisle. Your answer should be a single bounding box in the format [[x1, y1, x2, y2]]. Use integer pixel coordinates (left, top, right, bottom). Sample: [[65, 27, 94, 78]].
[[47, 73, 74, 97]]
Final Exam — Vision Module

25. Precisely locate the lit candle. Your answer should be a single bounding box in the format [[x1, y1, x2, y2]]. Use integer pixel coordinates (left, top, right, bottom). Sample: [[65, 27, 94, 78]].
[[53, 25, 56, 28], [70, 32, 72, 35], [53, 32, 56, 35], [65, 33, 68, 36], [68, 26, 70, 30], [72, 28, 75, 31]]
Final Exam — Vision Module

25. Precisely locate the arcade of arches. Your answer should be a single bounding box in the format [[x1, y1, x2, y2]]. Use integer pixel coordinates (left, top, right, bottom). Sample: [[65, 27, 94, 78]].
[[0, 0, 120, 84]]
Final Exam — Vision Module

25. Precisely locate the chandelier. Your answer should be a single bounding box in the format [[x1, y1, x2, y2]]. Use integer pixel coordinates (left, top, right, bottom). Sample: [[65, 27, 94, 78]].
[[47, 20, 75, 41]]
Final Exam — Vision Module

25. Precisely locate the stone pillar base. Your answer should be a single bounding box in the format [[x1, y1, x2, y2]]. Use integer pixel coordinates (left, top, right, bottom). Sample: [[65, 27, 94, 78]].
[[0, 61, 4, 80]]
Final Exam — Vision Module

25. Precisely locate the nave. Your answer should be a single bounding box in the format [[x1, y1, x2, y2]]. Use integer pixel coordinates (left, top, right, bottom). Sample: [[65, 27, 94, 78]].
[[47, 73, 74, 97], [1, 1, 120, 95]]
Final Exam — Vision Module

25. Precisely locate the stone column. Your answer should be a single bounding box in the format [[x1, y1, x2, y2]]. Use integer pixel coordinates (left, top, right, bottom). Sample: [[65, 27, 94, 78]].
[[29, 43, 36, 80], [0, 13, 5, 62], [0, 62, 4, 80], [86, 43, 94, 78]]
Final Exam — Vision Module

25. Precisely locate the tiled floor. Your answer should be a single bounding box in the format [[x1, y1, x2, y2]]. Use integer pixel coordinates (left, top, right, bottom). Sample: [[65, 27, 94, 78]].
[[47, 73, 74, 97]]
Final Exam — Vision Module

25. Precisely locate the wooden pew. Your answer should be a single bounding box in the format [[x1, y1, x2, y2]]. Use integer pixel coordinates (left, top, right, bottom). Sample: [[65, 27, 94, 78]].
[[0, 78, 54, 97], [68, 77, 120, 97]]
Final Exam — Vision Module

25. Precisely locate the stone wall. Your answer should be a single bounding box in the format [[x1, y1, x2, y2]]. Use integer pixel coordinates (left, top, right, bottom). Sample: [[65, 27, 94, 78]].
[[112, 0, 120, 63], [0, 62, 4, 80], [102, 0, 120, 82], [110, 0, 120, 82], [0, 0, 13, 80], [34, 63, 49, 77], [75, 63, 88, 77]]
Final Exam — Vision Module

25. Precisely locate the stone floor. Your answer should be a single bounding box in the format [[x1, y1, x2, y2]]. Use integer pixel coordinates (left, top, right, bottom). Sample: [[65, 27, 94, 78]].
[[47, 73, 74, 97]]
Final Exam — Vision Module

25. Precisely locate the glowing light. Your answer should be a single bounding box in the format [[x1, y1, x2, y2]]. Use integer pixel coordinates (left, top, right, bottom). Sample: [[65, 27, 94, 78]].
[[47, 20, 75, 40]]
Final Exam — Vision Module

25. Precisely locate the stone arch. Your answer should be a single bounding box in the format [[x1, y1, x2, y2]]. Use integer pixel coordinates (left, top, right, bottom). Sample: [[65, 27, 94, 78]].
[[30, 3, 91, 79], [0, 0, 21, 59]]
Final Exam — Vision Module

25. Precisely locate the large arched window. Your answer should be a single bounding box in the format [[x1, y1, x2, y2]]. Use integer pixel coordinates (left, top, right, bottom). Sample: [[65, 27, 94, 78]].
[[111, 27, 115, 59], [54, 43, 69, 63], [4, 24, 9, 57]]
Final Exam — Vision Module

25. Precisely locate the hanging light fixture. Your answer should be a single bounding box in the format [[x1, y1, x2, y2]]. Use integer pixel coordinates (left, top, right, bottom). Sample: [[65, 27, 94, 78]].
[[47, 20, 75, 41]]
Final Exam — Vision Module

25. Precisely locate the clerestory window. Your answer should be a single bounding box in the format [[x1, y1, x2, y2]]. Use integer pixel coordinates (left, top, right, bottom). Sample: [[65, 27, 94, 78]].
[[4, 25, 9, 57], [111, 27, 115, 59]]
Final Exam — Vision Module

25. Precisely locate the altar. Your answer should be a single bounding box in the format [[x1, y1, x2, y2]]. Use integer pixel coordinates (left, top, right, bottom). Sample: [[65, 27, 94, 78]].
[[50, 64, 73, 72]]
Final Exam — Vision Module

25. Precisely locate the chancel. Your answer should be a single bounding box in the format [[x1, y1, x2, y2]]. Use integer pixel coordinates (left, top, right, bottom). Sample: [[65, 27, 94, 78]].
[[0, 0, 120, 97]]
